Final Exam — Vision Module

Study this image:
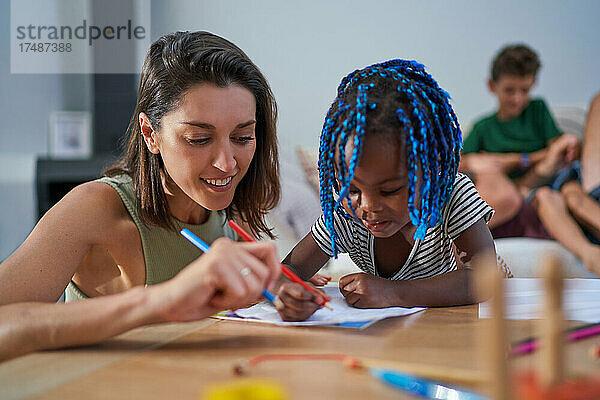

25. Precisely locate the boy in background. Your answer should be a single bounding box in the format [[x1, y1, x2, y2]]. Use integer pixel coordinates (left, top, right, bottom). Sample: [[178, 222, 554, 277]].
[[460, 44, 578, 238]]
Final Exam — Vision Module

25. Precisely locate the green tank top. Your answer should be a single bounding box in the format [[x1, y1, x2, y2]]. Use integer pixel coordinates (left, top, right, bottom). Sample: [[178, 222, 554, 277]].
[[65, 174, 237, 301]]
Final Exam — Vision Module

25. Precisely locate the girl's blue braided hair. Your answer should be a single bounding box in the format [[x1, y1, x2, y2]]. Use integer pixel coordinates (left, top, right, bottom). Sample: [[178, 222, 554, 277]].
[[318, 59, 462, 258]]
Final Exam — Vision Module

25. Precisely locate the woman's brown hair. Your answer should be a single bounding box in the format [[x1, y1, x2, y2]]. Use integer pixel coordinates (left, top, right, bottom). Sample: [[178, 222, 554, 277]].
[[106, 31, 280, 238]]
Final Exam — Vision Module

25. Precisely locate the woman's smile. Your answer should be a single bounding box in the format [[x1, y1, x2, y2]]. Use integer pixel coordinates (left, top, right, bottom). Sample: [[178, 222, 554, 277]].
[[200, 175, 236, 192]]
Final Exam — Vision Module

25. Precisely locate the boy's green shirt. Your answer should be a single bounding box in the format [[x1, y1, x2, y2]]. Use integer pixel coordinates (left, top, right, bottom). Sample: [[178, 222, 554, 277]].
[[463, 98, 562, 155]]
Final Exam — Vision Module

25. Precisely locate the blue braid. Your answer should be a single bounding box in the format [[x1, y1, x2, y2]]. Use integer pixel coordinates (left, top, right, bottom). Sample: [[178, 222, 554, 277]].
[[318, 59, 462, 258], [395, 108, 420, 226]]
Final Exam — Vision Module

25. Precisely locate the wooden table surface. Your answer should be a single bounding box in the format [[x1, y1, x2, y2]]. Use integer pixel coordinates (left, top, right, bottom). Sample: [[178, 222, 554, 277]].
[[1, 305, 598, 400]]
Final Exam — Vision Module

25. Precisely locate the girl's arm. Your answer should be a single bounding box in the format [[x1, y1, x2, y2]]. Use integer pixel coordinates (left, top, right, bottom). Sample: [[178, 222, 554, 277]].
[[0, 239, 280, 361], [452, 216, 496, 271], [230, 219, 331, 286], [276, 232, 331, 321], [340, 217, 496, 308], [282, 232, 330, 280]]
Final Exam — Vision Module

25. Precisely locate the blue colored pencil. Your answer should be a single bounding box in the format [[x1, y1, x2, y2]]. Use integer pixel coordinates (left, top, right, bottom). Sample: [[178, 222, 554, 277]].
[[371, 368, 487, 400], [180, 229, 278, 306]]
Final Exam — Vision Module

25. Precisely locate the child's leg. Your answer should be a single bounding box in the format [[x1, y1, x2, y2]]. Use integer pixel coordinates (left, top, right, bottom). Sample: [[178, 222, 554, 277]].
[[474, 171, 522, 228], [560, 181, 600, 241], [533, 187, 600, 275], [581, 92, 600, 192]]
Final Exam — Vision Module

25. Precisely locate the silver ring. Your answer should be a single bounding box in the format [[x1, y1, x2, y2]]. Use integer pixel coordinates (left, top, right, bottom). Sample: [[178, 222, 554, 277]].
[[240, 267, 251, 277]]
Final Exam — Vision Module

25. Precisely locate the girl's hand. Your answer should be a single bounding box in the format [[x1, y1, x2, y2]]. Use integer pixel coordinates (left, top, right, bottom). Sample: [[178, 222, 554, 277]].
[[308, 273, 332, 286], [339, 273, 401, 308], [152, 238, 281, 322], [275, 282, 322, 321]]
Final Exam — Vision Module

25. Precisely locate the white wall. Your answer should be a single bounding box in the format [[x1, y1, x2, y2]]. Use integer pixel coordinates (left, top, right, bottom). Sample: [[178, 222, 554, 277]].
[[151, 0, 600, 152], [0, 0, 92, 259], [2, 0, 600, 259]]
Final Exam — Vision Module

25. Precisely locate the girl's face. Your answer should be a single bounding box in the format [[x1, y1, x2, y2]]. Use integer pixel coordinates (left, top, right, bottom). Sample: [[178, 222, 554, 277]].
[[142, 83, 257, 213], [343, 134, 414, 239]]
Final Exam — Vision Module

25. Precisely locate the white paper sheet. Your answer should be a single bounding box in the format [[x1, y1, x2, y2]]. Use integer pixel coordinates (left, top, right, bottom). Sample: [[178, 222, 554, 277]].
[[479, 278, 600, 322], [234, 283, 425, 326]]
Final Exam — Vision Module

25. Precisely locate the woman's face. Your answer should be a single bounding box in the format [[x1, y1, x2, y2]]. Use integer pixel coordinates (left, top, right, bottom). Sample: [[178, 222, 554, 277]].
[[144, 83, 257, 212]]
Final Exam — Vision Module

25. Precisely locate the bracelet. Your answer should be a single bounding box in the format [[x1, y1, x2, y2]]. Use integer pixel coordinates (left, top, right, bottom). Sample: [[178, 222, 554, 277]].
[[520, 153, 531, 170]]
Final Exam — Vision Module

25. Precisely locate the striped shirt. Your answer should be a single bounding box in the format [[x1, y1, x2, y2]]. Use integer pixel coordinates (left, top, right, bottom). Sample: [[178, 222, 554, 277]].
[[311, 173, 494, 280]]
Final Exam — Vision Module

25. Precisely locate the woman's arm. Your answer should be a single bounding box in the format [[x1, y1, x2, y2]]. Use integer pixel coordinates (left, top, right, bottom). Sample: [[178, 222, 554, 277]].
[[0, 287, 155, 361], [339, 218, 496, 308], [0, 239, 280, 362], [0, 182, 129, 304]]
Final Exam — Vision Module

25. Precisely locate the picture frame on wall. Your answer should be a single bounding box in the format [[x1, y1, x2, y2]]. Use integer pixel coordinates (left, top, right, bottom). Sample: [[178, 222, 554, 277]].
[[48, 111, 92, 159]]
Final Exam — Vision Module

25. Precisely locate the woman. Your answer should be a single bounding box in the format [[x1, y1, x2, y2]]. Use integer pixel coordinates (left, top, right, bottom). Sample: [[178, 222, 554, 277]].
[[1, 31, 280, 303], [0, 31, 280, 360]]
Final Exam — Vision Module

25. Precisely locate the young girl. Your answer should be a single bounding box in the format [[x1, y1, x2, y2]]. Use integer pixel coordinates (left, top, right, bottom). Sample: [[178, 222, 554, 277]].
[[276, 59, 509, 321]]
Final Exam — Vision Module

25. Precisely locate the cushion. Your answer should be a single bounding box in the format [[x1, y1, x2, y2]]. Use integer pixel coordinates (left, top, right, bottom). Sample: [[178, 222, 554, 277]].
[[551, 104, 587, 139], [295, 145, 320, 193], [495, 238, 597, 278], [268, 148, 321, 241]]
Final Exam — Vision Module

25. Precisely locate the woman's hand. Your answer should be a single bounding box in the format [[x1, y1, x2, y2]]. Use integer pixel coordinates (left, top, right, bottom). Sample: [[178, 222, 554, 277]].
[[275, 282, 324, 321], [0, 239, 281, 362], [339, 273, 401, 308], [152, 238, 281, 322]]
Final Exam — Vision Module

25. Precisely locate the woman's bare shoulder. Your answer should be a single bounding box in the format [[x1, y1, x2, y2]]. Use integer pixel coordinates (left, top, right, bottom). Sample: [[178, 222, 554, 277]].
[[0, 180, 138, 303], [65, 180, 126, 212], [45, 180, 133, 238]]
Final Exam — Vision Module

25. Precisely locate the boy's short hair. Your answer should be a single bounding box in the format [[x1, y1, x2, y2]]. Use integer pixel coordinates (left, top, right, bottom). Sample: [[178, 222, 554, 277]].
[[491, 44, 541, 82]]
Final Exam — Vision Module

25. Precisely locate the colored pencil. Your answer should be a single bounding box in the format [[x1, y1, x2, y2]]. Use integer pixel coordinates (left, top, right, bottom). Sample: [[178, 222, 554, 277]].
[[510, 322, 600, 356], [180, 228, 278, 307], [370, 368, 487, 399], [227, 220, 332, 310], [236, 353, 487, 386]]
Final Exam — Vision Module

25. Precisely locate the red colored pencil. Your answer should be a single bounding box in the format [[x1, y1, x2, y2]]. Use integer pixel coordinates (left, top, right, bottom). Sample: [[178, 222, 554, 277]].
[[230, 221, 254, 242], [227, 220, 332, 309]]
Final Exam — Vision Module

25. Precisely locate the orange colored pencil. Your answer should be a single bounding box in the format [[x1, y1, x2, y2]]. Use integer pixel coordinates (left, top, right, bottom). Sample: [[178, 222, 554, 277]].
[[227, 220, 332, 309]]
